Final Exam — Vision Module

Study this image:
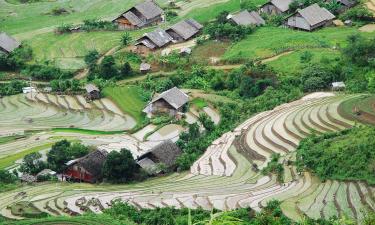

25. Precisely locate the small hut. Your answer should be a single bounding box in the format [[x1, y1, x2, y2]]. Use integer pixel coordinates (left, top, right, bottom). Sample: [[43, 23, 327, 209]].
[[140, 62, 151, 73], [137, 140, 182, 174], [85, 84, 100, 101], [332, 82, 346, 91], [0, 32, 20, 55], [228, 10, 265, 26]]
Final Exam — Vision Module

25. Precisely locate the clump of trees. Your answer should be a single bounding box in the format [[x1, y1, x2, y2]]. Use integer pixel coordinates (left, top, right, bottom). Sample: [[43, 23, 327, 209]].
[[102, 149, 143, 183], [47, 140, 90, 173], [0, 80, 27, 96], [0, 169, 18, 193], [296, 126, 375, 184], [0, 45, 33, 71], [340, 5, 374, 23], [261, 154, 284, 183], [56, 19, 117, 34], [204, 11, 254, 41]]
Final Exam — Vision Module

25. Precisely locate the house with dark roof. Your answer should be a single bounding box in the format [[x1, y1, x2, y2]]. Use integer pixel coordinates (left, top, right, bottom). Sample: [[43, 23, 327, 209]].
[[137, 140, 182, 174], [85, 84, 100, 100], [143, 87, 189, 118], [63, 149, 108, 183], [228, 10, 265, 26], [334, 0, 357, 12], [165, 19, 203, 42], [285, 4, 335, 31], [260, 0, 295, 15], [135, 28, 173, 54], [0, 32, 20, 55], [113, 0, 164, 30]]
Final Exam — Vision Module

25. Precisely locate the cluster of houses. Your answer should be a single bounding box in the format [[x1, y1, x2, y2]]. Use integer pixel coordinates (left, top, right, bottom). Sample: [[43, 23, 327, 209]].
[[63, 140, 182, 183], [0, 32, 20, 55]]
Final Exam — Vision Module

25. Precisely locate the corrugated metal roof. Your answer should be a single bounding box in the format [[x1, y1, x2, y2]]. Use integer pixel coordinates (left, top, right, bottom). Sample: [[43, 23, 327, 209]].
[[167, 18, 203, 40], [123, 11, 144, 26], [142, 28, 173, 48], [134, 0, 163, 20], [231, 10, 265, 26], [270, 0, 294, 12], [297, 4, 335, 26], [0, 32, 20, 53], [151, 87, 189, 110]]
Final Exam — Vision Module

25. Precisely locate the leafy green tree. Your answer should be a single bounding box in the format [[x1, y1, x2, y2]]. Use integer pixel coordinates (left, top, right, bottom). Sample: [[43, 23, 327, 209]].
[[198, 113, 215, 132], [19, 152, 46, 175], [99, 55, 118, 79], [121, 32, 132, 46], [0, 169, 17, 184], [47, 140, 89, 172], [120, 62, 132, 77], [84, 50, 99, 67], [102, 149, 139, 183], [303, 76, 325, 92]]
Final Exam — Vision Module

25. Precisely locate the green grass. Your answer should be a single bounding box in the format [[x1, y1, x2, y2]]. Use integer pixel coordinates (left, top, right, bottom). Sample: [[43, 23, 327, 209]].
[[103, 85, 148, 125], [0, 135, 26, 145], [223, 26, 375, 62], [0, 143, 53, 170], [191, 98, 208, 109], [265, 48, 341, 75], [51, 128, 125, 135]]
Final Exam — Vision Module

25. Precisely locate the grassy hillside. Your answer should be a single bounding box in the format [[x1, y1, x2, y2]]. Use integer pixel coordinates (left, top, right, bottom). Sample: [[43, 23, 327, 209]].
[[223, 27, 374, 62], [103, 85, 148, 125]]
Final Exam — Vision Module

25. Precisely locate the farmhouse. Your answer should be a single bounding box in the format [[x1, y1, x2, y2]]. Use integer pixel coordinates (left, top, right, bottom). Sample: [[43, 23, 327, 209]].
[[135, 28, 173, 54], [64, 149, 108, 183], [140, 62, 151, 73], [260, 0, 294, 15], [334, 0, 357, 12], [165, 19, 203, 42], [85, 84, 100, 100], [143, 87, 189, 118], [228, 10, 265, 26], [0, 32, 20, 55], [285, 4, 335, 31], [137, 140, 182, 174], [112, 0, 164, 30]]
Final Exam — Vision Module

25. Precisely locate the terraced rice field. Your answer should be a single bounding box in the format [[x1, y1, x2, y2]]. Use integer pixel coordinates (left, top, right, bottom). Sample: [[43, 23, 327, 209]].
[[0, 93, 136, 132], [1, 93, 373, 223]]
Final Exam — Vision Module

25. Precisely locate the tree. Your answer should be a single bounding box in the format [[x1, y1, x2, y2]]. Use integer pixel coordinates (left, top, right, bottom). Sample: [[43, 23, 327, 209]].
[[102, 149, 139, 183], [0, 169, 17, 184], [120, 62, 133, 77], [99, 55, 118, 79], [121, 32, 132, 46], [47, 140, 89, 172], [19, 152, 46, 175], [84, 50, 99, 67], [198, 113, 215, 132], [303, 76, 326, 92]]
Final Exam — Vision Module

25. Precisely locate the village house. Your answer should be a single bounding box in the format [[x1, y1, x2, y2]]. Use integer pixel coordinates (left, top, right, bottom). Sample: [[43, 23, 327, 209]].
[[260, 0, 294, 15], [64, 149, 108, 183], [143, 87, 189, 118], [285, 4, 335, 31], [0, 32, 20, 55], [85, 84, 100, 101], [140, 62, 151, 73], [112, 0, 164, 30], [334, 0, 357, 12], [137, 140, 182, 174], [227, 10, 265, 26], [135, 28, 173, 54], [165, 19, 203, 43]]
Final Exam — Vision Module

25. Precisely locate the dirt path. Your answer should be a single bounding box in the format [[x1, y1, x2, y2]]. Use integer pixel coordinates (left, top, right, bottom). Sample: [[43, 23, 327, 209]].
[[359, 24, 375, 32], [207, 51, 294, 71], [366, 0, 375, 15]]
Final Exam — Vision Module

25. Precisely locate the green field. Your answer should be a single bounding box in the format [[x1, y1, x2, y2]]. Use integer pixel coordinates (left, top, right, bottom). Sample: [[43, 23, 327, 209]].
[[223, 26, 374, 62], [265, 48, 341, 75], [103, 85, 148, 125], [0, 143, 53, 170]]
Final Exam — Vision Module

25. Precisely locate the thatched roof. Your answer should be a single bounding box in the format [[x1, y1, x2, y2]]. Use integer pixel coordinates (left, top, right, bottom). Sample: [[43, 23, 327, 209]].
[[133, 0, 163, 20], [0, 32, 20, 54], [138, 140, 182, 168], [296, 4, 335, 26], [20, 174, 36, 183], [167, 19, 203, 40], [85, 84, 99, 93], [229, 10, 265, 26], [261, 0, 294, 12], [150, 87, 189, 110], [136, 28, 173, 48], [70, 150, 108, 178]]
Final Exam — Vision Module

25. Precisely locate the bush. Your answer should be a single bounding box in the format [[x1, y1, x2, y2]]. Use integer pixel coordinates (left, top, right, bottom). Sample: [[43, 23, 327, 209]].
[[21, 64, 73, 81], [102, 149, 140, 183], [0, 80, 26, 96], [340, 6, 374, 22]]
